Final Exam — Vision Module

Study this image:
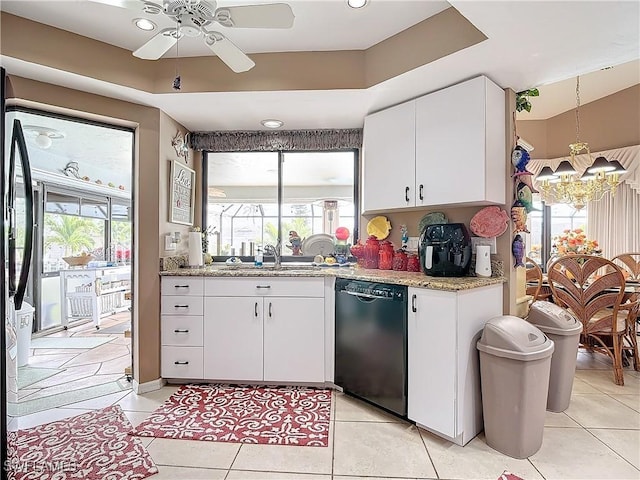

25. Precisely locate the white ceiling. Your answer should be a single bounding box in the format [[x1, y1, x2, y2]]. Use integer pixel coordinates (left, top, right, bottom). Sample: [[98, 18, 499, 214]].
[[1, 0, 639, 131]]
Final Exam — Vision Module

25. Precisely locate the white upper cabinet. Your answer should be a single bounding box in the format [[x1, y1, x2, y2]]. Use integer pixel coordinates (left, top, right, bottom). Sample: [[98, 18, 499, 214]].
[[362, 100, 416, 212], [362, 76, 505, 213], [416, 76, 506, 207]]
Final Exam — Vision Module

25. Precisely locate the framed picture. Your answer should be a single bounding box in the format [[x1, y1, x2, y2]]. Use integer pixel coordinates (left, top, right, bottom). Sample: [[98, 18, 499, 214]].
[[169, 160, 196, 225]]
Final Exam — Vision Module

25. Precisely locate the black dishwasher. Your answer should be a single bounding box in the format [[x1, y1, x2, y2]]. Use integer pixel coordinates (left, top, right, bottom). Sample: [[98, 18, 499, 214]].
[[335, 278, 408, 417]]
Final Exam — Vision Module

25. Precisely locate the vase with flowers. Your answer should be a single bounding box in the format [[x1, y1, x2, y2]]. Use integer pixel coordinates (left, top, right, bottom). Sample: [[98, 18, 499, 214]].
[[551, 228, 601, 259]]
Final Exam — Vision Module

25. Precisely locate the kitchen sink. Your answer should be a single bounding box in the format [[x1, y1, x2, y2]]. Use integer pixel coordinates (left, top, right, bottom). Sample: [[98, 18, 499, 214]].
[[211, 262, 319, 271]]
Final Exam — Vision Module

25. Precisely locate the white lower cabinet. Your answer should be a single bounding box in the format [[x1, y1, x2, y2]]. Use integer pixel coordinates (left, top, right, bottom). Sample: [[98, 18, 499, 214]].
[[407, 284, 502, 446], [203, 297, 264, 381], [161, 277, 204, 379], [201, 277, 325, 383]]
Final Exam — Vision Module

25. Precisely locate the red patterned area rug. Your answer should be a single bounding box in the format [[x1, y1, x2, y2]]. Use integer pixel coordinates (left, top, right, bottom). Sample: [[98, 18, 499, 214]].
[[130, 384, 332, 447], [7, 405, 158, 480]]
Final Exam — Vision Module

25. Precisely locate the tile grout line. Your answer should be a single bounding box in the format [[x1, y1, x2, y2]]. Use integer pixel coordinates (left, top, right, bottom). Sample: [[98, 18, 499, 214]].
[[581, 426, 640, 472], [417, 426, 440, 480]]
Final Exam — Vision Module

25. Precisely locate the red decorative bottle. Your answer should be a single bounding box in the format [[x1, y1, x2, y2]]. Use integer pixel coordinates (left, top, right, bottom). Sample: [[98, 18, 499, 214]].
[[392, 249, 408, 271], [407, 253, 420, 272]]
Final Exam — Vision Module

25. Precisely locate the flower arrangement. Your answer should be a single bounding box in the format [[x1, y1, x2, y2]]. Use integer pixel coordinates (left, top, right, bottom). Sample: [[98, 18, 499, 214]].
[[552, 228, 601, 256]]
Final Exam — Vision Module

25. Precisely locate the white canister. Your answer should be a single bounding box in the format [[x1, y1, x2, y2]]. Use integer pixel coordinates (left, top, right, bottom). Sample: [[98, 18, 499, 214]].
[[475, 245, 492, 277]]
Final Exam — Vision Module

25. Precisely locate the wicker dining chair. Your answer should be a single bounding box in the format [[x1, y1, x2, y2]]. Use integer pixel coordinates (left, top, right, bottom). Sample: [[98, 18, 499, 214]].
[[525, 256, 551, 303], [547, 255, 639, 386], [612, 252, 640, 281]]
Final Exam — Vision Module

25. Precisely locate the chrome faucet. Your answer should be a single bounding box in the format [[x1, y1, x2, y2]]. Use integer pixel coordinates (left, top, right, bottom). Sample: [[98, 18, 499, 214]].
[[264, 241, 281, 268]]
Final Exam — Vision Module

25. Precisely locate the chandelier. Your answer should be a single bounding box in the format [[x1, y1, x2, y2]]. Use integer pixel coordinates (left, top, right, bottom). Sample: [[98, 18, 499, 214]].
[[535, 76, 627, 210]]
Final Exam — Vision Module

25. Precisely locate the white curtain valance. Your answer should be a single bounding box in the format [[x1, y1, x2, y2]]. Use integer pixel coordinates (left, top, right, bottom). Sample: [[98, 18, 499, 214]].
[[527, 144, 640, 194]]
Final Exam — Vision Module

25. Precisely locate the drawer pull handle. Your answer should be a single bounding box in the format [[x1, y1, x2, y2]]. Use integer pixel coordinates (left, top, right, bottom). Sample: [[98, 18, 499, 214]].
[[174, 329, 189, 333], [174, 285, 190, 289], [256, 285, 271, 289], [174, 361, 189, 365], [412, 294, 417, 313], [419, 184, 424, 201], [405, 186, 410, 202], [255, 302, 258, 317], [174, 305, 189, 309], [269, 302, 272, 317]]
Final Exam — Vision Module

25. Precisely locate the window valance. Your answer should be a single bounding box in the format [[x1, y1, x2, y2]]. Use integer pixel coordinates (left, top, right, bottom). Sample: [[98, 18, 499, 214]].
[[189, 129, 363, 152]]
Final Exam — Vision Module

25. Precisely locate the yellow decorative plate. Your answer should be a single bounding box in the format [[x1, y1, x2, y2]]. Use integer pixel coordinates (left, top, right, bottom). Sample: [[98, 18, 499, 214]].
[[366, 216, 392, 240]]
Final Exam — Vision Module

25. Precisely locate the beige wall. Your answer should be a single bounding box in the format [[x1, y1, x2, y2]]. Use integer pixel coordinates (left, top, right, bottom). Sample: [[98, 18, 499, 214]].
[[517, 84, 640, 158], [159, 113, 199, 256], [1, 9, 483, 95], [5, 76, 193, 385]]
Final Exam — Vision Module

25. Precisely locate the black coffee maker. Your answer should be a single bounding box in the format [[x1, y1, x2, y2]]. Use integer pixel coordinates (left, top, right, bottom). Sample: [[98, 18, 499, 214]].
[[419, 223, 472, 277]]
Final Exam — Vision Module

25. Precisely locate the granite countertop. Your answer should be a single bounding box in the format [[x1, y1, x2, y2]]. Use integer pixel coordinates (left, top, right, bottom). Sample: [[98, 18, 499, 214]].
[[160, 264, 505, 292]]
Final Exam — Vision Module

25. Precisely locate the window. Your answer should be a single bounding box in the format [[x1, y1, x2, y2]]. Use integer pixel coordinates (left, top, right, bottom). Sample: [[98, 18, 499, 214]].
[[527, 194, 588, 270], [204, 150, 358, 258]]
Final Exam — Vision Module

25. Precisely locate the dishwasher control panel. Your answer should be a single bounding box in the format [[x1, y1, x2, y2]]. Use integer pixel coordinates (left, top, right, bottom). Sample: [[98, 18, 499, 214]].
[[336, 279, 406, 301]]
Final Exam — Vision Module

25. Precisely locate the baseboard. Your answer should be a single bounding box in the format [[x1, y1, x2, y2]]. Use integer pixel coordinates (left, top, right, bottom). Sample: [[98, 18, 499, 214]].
[[133, 377, 165, 394]]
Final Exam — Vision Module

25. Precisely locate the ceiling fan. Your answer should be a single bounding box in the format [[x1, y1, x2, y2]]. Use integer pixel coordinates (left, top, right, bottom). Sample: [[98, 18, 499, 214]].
[[101, 0, 295, 73]]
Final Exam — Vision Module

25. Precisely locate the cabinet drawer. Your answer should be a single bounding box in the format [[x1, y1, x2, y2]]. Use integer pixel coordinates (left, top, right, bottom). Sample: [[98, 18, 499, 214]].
[[161, 346, 203, 379], [205, 277, 324, 297], [161, 315, 203, 346], [161, 296, 203, 316], [161, 277, 204, 296]]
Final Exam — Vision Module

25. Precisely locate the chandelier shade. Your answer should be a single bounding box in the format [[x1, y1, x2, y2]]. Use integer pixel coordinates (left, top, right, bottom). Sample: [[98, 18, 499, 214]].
[[534, 76, 623, 210]]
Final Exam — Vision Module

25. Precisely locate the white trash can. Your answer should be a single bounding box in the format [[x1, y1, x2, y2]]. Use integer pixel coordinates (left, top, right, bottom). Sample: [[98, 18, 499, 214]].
[[16, 302, 34, 367], [527, 301, 583, 412], [477, 315, 554, 459]]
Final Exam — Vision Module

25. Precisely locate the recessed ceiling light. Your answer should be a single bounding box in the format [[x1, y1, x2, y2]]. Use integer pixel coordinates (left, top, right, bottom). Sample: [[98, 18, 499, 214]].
[[261, 119, 284, 129], [134, 18, 156, 31], [347, 0, 368, 8]]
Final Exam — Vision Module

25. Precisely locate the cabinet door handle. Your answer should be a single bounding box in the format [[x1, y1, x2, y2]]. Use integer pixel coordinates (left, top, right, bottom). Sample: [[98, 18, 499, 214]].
[[255, 302, 258, 317], [405, 186, 410, 202], [173, 329, 189, 333], [256, 285, 271, 289], [173, 304, 189, 309], [419, 184, 424, 201], [268, 302, 272, 317], [412, 294, 417, 313], [173, 285, 189, 289], [174, 361, 189, 365]]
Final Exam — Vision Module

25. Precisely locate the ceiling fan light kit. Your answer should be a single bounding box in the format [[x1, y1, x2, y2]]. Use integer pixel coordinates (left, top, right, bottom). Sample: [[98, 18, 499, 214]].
[[129, 0, 295, 73]]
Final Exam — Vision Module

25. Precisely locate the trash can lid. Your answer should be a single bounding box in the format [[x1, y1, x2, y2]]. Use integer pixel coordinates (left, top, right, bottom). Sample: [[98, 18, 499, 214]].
[[477, 315, 554, 361], [16, 302, 34, 314], [527, 301, 583, 336]]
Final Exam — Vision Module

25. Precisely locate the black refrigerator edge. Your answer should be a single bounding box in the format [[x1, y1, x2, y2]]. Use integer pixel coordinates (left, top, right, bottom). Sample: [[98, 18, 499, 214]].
[[2, 66, 36, 480]]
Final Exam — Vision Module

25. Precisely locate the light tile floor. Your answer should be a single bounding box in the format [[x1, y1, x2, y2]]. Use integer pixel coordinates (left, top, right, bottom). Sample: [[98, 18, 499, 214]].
[[16, 312, 131, 415], [15, 341, 640, 479]]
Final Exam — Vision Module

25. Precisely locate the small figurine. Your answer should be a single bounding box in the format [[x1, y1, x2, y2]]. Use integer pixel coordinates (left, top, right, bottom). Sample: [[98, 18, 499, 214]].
[[512, 234, 525, 268], [510, 200, 529, 234], [400, 224, 409, 248], [286, 230, 303, 256], [511, 145, 531, 175], [62, 161, 81, 179], [516, 181, 537, 212]]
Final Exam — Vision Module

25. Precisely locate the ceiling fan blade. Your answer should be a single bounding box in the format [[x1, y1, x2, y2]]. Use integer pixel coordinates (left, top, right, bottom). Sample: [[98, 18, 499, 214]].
[[133, 28, 179, 60], [215, 3, 295, 28], [204, 32, 255, 73]]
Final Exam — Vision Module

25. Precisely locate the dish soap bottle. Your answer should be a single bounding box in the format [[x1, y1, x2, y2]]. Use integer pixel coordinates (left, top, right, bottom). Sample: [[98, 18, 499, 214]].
[[254, 247, 263, 267]]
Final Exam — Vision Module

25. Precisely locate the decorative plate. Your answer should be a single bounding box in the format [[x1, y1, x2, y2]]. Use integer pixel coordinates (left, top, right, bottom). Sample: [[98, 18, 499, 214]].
[[302, 234, 335, 256], [418, 212, 448, 234], [366, 216, 392, 240], [470, 206, 510, 238]]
